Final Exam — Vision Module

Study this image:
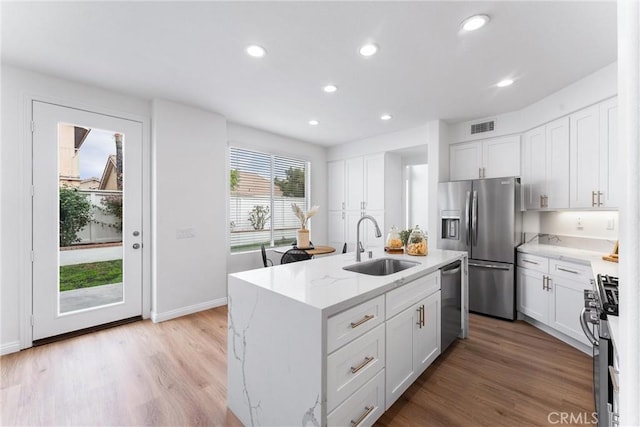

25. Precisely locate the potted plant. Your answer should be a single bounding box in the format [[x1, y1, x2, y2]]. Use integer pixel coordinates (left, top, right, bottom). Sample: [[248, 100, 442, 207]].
[[291, 203, 319, 248]]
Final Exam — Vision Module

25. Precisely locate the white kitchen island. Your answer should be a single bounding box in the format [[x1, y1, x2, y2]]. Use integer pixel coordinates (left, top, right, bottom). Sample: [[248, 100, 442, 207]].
[[227, 248, 468, 427]]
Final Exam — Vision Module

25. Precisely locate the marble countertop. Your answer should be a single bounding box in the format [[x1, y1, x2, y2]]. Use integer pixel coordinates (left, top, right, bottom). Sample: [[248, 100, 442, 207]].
[[229, 248, 466, 316], [518, 243, 619, 277]]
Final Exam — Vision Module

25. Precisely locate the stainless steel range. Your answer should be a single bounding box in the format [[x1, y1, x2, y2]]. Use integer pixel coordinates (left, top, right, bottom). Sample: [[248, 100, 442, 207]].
[[581, 274, 619, 427]]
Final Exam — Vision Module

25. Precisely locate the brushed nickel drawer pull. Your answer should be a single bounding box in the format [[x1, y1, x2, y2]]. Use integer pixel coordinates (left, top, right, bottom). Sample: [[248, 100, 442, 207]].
[[350, 356, 374, 374], [591, 191, 597, 207], [416, 306, 422, 328], [350, 405, 374, 427], [350, 314, 374, 328], [421, 305, 425, 327], [557, 266, 579, 274], [522, 259, 539, 265]]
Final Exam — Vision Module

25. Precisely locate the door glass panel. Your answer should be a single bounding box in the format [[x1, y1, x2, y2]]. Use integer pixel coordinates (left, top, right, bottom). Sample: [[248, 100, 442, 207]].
[[58, 125, 124, 313]]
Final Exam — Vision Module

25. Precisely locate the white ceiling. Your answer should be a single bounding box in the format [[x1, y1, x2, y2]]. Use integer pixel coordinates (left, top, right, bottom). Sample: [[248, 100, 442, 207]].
[[1, 1, 617, 146]]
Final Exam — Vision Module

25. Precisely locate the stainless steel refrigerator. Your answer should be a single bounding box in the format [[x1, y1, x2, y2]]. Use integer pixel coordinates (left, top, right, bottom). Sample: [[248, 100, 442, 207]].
[[437, 177, 522, 320]]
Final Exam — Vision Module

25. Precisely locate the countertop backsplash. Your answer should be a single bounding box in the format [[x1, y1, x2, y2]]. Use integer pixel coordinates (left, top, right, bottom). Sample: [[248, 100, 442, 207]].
[[523, 233, 617, 254]]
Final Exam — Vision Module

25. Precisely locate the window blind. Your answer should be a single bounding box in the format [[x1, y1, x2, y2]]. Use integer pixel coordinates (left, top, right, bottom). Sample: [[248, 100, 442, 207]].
[[229, 147, 308, 252]]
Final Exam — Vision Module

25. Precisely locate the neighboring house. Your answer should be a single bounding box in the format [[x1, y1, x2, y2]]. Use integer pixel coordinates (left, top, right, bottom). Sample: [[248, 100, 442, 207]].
[[78, 178, 100, 189], [231, 170, 283, 197], [99, 155, 118, 190], [58, 124, 91, 188]]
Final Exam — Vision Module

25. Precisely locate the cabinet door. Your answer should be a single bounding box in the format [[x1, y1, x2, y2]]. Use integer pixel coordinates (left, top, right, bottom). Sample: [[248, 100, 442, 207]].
[[522, 126, 546, 209], [450, 142, 482, 181], [328, 210, 346, 253], [599, 98, 618, 208], [516, 267, 548, 323], [569, 105, 600, 208], [482, 135, 521, 179], [385, 306, 415, 409], [548, 275, 590, 346], [345, 157, 364, 211], [414, 292, 440, 375], [545, 117, 570, 209], [364, 154, 385, 211], [328, 160, 345, 211]]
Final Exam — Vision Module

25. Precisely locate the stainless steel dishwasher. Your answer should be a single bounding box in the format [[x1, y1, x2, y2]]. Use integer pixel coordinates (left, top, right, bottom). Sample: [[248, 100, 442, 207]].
[[441, 260, 462, 352]]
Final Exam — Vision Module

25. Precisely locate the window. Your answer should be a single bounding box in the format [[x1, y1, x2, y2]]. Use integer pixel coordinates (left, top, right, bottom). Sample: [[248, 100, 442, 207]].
[[229, 147, 309, 253]]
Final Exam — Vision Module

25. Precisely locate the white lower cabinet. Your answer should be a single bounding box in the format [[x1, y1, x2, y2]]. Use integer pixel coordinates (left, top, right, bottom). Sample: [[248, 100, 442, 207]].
[[517, 252, 591, 347], [327, 370, 385, 427], [326, 270, 442, 424], [385, 291, 440, 409]]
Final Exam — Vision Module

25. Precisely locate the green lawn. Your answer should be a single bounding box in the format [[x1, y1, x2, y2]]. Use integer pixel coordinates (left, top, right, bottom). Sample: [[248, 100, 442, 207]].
[[59, 259, 123, 292]]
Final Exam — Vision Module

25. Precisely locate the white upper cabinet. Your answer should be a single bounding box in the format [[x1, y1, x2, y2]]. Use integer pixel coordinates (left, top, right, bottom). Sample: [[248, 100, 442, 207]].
[[327, 160, 345, 211], [522, 117, 570, 210], [449, 142, 482, 181], [450, 135, 520, 181], [364, 154, 385, 211], [569, 97, 618, 208], [345, 157, 364, 211]]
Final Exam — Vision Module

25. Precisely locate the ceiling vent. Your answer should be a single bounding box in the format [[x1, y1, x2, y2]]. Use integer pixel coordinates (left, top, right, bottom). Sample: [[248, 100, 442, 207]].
[[470, 120, 495, 135]]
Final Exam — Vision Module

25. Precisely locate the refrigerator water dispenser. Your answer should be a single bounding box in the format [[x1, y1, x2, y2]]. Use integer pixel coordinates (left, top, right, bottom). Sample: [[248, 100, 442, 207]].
[[441, 211, 460, 240]]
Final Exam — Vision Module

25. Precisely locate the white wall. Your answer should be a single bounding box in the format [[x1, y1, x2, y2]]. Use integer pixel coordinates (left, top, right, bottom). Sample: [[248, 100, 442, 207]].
[[406, 164, 429, 231], [151, 99, 228, 321], [448, 62, 618, 143], [1, 65, 151, 353], [226, 122, 327, 274]]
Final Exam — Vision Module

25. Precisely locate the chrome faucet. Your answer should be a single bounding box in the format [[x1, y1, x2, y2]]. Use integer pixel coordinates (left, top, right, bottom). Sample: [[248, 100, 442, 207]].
[[355, 215, 382, 262]]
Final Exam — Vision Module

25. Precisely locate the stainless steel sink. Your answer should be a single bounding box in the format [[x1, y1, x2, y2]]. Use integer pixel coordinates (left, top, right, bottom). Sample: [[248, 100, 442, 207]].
[[343, 257, 420, 276]]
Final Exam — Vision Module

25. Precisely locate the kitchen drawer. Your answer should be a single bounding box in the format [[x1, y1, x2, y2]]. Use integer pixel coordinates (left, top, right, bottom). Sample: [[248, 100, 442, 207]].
[[386, 271, 440, 319], [327, 369, 385, 427], [327, 295, 385, 354], [327, 324, 385, 412], [517, 252, 549, 273], [549, 259, 591, 282]]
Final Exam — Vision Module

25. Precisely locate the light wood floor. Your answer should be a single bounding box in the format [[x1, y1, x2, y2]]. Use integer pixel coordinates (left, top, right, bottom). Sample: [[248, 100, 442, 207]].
[[1, 308, 593, 426]]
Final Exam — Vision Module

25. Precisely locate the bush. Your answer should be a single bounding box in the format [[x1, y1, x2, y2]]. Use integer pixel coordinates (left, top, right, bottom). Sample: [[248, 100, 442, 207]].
[[59, 187, 92, 247], [99, 194, 123, 232], [248, 205, 270, 230]]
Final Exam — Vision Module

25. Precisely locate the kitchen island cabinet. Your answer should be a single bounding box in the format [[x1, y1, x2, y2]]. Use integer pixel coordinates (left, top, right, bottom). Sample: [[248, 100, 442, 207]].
[[227, 249, 467, 426]]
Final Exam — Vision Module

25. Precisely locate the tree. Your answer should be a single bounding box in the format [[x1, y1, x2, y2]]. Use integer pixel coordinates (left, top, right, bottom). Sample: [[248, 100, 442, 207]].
[[230, 169, 239, 191], [274, 167, 305, 197], [59, 187, 92, 247], [248, 205, 270, 230]]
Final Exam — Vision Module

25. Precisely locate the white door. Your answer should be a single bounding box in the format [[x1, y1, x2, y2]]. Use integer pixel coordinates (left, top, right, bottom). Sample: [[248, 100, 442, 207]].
[[598, 97, 618, 208], [516, 267, 548, 323], [345, 157, 364, 211], [385, 306, 415, 409], [548, 275, 590, 346], [363, 153, 385, 211], [32, 101, 143, 340], [327, 160, 345, 211], [545, 117, 570, 209]]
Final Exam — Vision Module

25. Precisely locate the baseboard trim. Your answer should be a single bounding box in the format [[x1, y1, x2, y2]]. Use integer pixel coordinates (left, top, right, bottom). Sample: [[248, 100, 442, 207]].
[[1, 341, 21, 356], [520, 314, 592, 355], [150, 297, 227, 323]]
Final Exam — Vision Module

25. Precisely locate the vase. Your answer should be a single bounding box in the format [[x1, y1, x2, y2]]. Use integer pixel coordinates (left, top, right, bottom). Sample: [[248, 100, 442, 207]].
[[297, 229, 310, 248]]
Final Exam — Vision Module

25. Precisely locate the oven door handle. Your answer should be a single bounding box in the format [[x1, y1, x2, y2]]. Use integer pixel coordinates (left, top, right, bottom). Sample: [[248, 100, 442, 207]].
[[580, 308, 599, 347]]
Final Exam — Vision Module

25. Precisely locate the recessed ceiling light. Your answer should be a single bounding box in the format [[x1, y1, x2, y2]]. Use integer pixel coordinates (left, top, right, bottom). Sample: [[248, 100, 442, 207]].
[[308, 120, 319, 126], [497, 79, 514, 88], [323, 85, 338, 93], [246, 45, 267, 58], [359, 43, 379, 57], [380, 114, 392, 121], [461, 14, 490, 32]]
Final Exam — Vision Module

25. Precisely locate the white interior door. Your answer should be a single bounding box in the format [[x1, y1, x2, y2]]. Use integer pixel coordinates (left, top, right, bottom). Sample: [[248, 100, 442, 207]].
[[32, 101, 143, 340]]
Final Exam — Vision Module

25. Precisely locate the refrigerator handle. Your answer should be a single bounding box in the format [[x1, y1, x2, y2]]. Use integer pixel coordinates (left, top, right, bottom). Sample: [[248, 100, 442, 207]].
[[472, 191, 478, 246], [465, 191, 471, 246]]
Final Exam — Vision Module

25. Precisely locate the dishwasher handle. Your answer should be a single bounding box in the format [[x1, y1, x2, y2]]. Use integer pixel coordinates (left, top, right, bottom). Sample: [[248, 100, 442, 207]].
[[441, 261, 461, 275]]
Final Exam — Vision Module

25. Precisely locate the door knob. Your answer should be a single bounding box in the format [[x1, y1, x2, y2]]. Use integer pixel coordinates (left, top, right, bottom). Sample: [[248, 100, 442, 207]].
[[132, 243, 141, 249], [133, 231, 140, 236]]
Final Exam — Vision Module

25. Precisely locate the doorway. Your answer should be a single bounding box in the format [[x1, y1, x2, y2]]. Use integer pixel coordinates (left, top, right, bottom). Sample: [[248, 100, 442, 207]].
[[32, 101, 144, 340]]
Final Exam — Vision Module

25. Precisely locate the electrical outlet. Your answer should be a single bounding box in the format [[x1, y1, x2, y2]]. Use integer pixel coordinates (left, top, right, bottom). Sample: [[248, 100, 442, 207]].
[[607, 217, 615, 230], [577, 217, 583, 230]]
